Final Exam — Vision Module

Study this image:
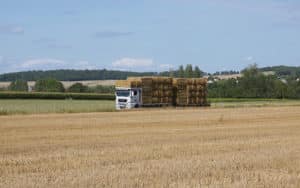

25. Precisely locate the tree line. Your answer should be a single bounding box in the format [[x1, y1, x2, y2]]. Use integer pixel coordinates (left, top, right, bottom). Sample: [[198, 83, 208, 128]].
[[208, 64, 300, 99], [0, 65, 205, 82], [260, 66, 300, 78], [1, 65, 299, 81], [7, 78, 115, 94], [4, 64, 205, 93], [0, 69, 157, 82], [159, 64, 205, 78], [3, 64, 300, 99]]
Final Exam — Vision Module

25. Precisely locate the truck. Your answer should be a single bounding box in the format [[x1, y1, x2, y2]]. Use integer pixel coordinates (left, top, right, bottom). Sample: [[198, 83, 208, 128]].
[[115, 87, 142, 109], [115, 77, 207, 110]]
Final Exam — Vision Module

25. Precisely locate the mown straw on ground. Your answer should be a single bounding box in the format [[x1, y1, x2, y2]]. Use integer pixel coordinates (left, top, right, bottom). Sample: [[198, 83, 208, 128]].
[[1, 106, 300, 187]]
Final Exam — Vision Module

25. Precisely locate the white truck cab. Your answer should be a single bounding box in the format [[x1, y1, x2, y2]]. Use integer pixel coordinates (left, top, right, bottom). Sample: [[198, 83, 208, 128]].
[[115, 87, 142, 110]]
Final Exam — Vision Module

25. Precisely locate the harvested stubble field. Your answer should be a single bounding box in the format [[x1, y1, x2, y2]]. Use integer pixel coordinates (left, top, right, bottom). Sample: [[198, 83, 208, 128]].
[[1, 107, 300, 187]]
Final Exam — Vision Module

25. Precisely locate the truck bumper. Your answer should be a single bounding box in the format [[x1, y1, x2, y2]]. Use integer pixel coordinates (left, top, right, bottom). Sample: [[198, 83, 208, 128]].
[[116, 103, 137, 110]]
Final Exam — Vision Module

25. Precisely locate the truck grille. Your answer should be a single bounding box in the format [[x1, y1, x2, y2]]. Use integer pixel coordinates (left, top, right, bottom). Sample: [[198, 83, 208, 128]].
[[118, 99, 127, 103]]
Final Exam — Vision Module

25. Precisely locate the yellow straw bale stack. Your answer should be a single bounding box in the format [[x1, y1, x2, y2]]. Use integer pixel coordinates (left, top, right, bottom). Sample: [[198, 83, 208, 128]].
[[116, 76, 207, 106], [173, 78, 207, 106], [141, 77, 173, 105], [115, 80, 142, 88]]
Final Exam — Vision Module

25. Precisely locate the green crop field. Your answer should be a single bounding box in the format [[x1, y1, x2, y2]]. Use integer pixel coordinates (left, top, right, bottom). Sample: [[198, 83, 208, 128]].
[[1, 98, 300, 115], [0, 91, 115, 100], [0, 100, 115, 115]]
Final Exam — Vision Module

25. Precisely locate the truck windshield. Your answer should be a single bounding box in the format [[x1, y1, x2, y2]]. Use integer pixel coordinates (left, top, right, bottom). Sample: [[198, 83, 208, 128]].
[[116, 90, 130, 97]]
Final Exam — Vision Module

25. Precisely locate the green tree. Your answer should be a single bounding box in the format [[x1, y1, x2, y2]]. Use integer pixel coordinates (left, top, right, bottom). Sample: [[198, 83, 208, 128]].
[[68, 83, 88, 93], [274, 80, 288, 99], [178, 65, 185, 78], [35, 78, 65, 92], [242, 63, 259, 78], [194, 66, 202, 78], [208, 64, 300, 99], [185, 64, 193, 78], [9, 80, 28, 91], [240, 64, 261, 97], [286, 80, 300, 99]]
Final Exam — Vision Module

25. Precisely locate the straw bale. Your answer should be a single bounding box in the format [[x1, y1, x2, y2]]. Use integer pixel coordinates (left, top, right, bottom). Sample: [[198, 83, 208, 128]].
[[173, 78, 207, 106], [127, 77, 142, 81], [152, 97, 159, 103]]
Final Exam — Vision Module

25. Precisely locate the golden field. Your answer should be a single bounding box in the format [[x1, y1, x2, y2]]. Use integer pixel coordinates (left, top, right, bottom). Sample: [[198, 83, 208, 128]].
[[1, 106, 300, 187]]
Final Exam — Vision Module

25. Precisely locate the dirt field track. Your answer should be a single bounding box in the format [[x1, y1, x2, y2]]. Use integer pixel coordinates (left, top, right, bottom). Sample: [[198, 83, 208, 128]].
[[1, 106, 300, 187]]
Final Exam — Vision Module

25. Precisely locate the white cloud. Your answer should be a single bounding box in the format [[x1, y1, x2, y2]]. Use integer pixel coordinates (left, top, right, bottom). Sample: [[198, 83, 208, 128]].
[[77, 61, 89, 66], [21, 58, 66, 68], [0, 25, 24, 35], [18, 58, 97, 71], [159, 64, 174, 70], [246, 56, 254, 61], [243, 56, 256, 64], [75, 61, 96, 69], [243, 56, 257, 66], [112, 58, 154, 68], [0, 57, 99, 74]]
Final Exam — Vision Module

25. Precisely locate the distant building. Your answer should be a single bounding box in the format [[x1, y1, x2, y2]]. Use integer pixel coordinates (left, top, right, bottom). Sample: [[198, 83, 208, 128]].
[[262, 71, 276, 76], [207, 80, 214, 84], [280, 79, 288, 84], [28, 85, 33, 92]]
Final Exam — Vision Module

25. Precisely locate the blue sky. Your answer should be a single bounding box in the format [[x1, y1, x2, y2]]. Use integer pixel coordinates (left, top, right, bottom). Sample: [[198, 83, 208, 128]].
[[0, 0, 300, 74]]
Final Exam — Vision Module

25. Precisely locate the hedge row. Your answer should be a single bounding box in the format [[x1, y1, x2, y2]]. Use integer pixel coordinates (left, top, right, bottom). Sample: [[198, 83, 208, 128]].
[[0, 92, 115, 100]]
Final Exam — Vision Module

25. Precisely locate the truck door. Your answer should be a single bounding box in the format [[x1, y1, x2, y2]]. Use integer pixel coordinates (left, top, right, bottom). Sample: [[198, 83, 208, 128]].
[[131, 89, 140, 107]]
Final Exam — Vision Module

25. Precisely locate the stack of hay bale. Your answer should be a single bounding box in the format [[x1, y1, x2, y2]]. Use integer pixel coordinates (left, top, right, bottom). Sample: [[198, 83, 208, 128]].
[[140, 77, 153, 104], [116, 77, 173, 106], [173, 78, 207, 106], [115, 79, 141, 88], [116, 77, 207, 106], [144, 77, 173, 105]]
